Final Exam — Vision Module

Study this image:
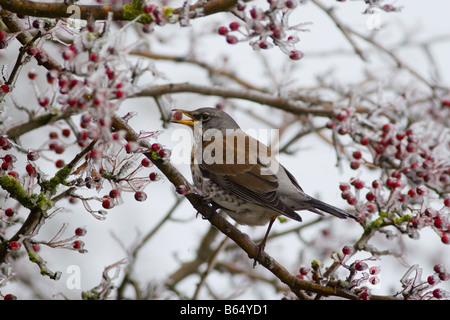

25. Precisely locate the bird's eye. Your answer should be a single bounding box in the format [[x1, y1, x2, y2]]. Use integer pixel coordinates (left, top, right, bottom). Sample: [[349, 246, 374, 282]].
[[201, 112, 211, 121]]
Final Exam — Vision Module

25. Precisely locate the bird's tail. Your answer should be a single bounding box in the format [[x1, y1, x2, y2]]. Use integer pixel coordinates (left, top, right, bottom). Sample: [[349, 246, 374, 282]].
[[307, 197, 357, 219]]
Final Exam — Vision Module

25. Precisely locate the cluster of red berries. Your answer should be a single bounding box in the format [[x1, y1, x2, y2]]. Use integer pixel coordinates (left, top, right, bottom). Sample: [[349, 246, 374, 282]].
[[217, 0, 304, 60]]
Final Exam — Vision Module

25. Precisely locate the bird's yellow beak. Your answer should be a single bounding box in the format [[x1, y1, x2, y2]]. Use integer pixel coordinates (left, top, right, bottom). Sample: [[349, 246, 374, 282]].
[[170, 109, 196, 126]]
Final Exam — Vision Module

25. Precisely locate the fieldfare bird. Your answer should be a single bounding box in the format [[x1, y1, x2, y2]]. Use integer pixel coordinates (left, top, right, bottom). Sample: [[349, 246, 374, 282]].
[[171, 107, 356, 255]]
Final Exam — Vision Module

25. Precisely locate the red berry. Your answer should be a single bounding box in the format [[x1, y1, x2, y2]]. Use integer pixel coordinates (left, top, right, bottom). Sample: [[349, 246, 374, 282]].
[[432, 288, 445, 299], [416, 186, 426, 196], [339, 184, 350, 191], [229, 21, 240, 31], [72, 240, 84, 250], [90, 52, 99, 62], [1, 161, 13, 171], [355, 261, 368, 271], [27, 151, 40, 161], [326, 121, 335, 129], [0, 30, 7, 41], [31, 244, 40, 252], [441, 100, 450, 107], [176, 185, 188, 195], [35, 52, 48, 65], [428, 275, 440, 285], [75, 227, 87, 236], [38, 96, 49, 107], [336, 112, 347, 122], [396, 132, 405, 140], [109, 189, 120, 198], [285, 0, 296, 8], [352, 179, 364, 189], [172, 111, 183, 121], [434, 217, 443, 229], [366, 203, 376, 213], [350, 161, 360, 170], [365, 192, 375, 202], [442, 234, 449, 245], [9, 241, 21, 251], [341, 191, 351, 200], [226, 35, 238, 44], [299, 267, 310, 276], [134, 191, 147, 202], [342, 245, 353, 255], [218, 26, 228, 35], [151, 143, 161, 152], [3, 294, 17, 300], [149, 172, 157, 181], [55, 159, 65, 168], [25, 164, 36, 176], [289, 50, 303, 60], [8, 171, 19, 179], [62, 128, 71, 137], [434, 264, 446, 274], [4, 208, 15, 217], [361, 137, 370, 145], [407, 189, 416, 198], [1, 84, 9, 93], [369, 276, 380, 286], [369, 266, 380, 275], [27, 70, 37, 80], [62, 49, 75, 60], [102, 198, 114, 209], [141, 158, 151, 167], [382, 123, 391, 133], [352, 151, 362, 159], [445, 198, 450, 207], [360, 290, 370, 300]]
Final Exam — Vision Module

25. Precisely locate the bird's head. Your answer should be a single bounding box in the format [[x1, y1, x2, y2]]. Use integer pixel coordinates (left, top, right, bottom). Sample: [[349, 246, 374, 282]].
[[171, 107, 241, 135]]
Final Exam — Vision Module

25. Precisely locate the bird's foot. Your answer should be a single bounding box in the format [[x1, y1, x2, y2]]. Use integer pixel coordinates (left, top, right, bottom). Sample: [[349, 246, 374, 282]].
[[252, 241, 266, 268]]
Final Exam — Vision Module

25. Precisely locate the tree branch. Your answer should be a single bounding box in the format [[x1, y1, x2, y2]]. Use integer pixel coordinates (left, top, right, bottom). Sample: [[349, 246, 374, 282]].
[[135, 83, 362, 117]]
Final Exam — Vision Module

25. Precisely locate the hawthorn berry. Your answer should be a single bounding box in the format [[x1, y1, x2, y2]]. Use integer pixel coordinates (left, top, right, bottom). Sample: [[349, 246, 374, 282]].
[[109, 189, 120, 198], [151, 143, 161, 152], [4, 208, 15, 217], [369, 266, 380, 275], [134, 191, 147, 202], [218, 26, 228, 36], [172, 111, 183, 121], [355, 261, 368, 271], [427, 275, 440, 285], [55, 159, 65, 168], [351, 179, 364, 189], [226, 35, 238, 44], [9, 241, 21, 251], [1, 84, 9, 93], [3, 294, 17, 300], [350, 161, 360, 170], [72, 240, 84, 250], [365, 192, 375, 202], [434, 264, 446, 274], [432, 288, 446, 299], [342, 245, 353, 255], [102, 198, 114, 209], [289, 50, 302, 60], [141, 158, 151, 167], [229, 21, 240, 31], [75, 227, 87, 236]]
